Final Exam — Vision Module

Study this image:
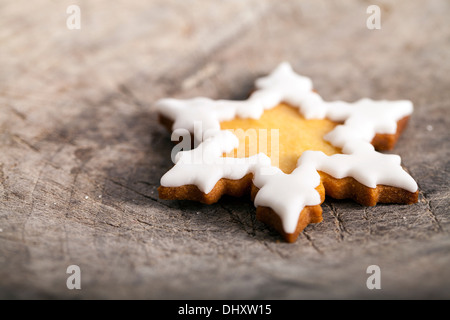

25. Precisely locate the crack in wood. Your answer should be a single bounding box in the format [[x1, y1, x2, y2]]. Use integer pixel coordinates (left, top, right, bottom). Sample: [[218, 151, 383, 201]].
[[220, 203, 256, 237], [362, 207, 374, 236], [135, 218, 210, 233], [104, 176, 178, 210], [326, 202, 351, 241], [302, 230, 324, 255], [419, 189, 444, 233], [9, 105, 27, 120], [262, 241, 289, 259], [11, 134, 40, 152], [136, 180, 156, 187], [400, 162, 444, 233], [117, 83, 146, 110], [21, 145, 64, 243]]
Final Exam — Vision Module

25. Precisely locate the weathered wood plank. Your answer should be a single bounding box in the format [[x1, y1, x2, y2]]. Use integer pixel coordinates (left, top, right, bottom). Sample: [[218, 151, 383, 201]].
[[0, 0, 449, 299]]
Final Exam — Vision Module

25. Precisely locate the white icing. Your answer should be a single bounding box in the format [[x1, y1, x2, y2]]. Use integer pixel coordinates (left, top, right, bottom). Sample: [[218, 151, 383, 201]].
[[325, 98, 413, 134], [161, 130, 272, 194], [253, 62, 313, 109], [324, 124, 375, 149], [253, 164, 321, 234], [156, 97, 237, 140], [156, 62, 417, 235], [298, 142, 418, 193], [323, 99, 413, 148]]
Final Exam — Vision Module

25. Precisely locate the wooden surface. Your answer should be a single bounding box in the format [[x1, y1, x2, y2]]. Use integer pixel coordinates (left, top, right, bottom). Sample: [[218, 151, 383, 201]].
[[1, 0, 449, 299]]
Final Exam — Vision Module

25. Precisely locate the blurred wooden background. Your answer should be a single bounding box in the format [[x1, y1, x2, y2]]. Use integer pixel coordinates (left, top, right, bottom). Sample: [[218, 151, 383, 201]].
[[0, 0, 449, 299]]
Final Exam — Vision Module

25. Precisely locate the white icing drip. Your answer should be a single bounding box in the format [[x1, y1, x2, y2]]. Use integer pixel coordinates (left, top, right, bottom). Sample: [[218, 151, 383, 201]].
[[325, 98, 413, 134], [323, 99, 413, 148], [298, 142, 418, 193], [253, 62, 313, 108], [323, 124, 374, 149], [156, 62, 417, 235], [253, 164, 321, 234], [156, 97, 237, 139], [161, 131, 272, 194]]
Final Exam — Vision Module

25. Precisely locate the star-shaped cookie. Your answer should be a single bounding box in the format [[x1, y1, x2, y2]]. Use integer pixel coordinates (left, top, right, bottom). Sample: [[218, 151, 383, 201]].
[[156, 62, 418, 242]]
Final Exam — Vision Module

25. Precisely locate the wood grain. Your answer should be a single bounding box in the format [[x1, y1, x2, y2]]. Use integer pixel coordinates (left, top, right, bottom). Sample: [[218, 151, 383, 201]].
[[0, 0, 449, 299]]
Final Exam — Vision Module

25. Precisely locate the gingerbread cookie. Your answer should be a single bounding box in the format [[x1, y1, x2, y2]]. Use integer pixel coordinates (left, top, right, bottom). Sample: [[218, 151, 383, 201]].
[[156, 62, 418, 243]]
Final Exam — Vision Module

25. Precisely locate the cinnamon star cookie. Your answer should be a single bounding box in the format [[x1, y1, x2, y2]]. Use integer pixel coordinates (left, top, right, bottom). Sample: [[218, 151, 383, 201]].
[[156, 62, 418, 242]]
